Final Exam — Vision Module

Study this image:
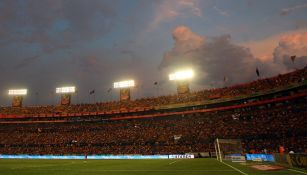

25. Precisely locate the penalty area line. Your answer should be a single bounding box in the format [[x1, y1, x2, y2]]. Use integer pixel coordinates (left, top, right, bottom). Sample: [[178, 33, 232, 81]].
[[220, 161, 248, 175], [288, 168, 307, 174]]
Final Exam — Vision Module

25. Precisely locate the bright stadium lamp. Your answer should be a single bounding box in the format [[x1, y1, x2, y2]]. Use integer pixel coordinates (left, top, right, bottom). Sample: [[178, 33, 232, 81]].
[[8, 89, 28, 96], [56, 86, 76, 94], [8, 89, 28, 107], [56, 86, 76, 105], [113, 80, 135, 101], [114, 80, 135, 89], [169, 69, 194, 81]]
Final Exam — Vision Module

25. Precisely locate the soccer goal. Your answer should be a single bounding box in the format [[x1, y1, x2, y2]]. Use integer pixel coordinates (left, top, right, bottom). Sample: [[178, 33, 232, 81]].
[[215, 138, 245, 162]]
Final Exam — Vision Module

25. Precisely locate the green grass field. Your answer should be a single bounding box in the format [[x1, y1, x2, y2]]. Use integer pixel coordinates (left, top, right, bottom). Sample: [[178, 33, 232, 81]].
[[0, 158, 306, 175]]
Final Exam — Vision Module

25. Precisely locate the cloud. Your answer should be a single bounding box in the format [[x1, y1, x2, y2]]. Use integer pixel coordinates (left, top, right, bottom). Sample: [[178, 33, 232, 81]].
[[273, 32, 307, 58], [295, 20, 307, 29], [213, 6, 229, 17], [0, 0, 116, 53], [15, 55, 40, 69], [170, 25, 204, 54], [160, 26, 204, 69], [160, 25, 204, 69], [242, 35, 282, 62], [120, 49, 135, 58], [148, 0, 202, 31], [272, 32, 307, 69], [241, 29, 307, 61], [280, 3, 307, 16], [178, 0, 202, 17], [246, 30, 307, 71], [160, 26, 307, 87], [73, 50, 114, 75], [160, 26, 259, 86]]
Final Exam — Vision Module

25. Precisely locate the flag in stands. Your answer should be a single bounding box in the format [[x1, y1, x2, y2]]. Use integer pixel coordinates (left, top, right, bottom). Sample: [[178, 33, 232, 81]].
[[290, 55, 296, 63], [256, 68, 260, 77], [223, 76, 228, 82], [89, 90, 95, 95]]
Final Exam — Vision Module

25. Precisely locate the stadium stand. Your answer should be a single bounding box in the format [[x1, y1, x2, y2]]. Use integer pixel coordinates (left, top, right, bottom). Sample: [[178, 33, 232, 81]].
[[0, 68, 306, 156]]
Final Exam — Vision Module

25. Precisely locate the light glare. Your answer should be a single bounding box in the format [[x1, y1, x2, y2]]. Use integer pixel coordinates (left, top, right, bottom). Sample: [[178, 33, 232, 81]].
[[114, 80, 135, 88], [8, 89, 27, 95], [169, 70, 194, 81]]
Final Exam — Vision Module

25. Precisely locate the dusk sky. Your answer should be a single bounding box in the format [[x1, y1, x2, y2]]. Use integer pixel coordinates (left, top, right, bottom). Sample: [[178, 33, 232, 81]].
[[0, 0, 307, 106]]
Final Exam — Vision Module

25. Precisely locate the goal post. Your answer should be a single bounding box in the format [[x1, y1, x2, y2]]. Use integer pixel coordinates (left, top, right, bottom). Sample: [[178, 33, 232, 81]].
[[215, 138, 245, 162]]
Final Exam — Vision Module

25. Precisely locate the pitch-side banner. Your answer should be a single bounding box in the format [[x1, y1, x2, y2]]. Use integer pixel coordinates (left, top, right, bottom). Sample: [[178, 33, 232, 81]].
[[246, 154, 275, 162], [0, 155, 169, 160], [0, 155, 84, 159], [169, 154, 195, 159], [0, 155, 195, 159], [87, 155, 169, 159], [288, 153, 307, 168]]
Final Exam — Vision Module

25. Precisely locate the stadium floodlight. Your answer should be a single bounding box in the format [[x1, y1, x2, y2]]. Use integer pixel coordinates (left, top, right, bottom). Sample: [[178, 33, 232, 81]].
[[114, 80, 135, 89], [8, 89, 28, 96], [169, 69, 194, 81], [56, 86, 76, 94]]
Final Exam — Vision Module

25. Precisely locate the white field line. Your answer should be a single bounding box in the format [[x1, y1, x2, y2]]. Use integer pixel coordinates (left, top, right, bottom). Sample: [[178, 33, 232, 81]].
[[288, 168, 307, 174], [92, 170, 236, 172], [220, 161, 248, 175], [169, 160, 181, 165]]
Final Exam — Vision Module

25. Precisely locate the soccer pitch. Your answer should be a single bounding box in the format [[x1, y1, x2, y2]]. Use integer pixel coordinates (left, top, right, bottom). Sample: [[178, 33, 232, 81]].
[[0, 158, 306, 175]]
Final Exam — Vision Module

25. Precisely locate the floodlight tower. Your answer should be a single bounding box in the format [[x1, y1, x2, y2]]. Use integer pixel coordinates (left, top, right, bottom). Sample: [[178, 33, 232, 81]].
[[113, 80, 135, 101], [169, 69, 194, 94], [56, 86, 76, 105], [8, 89, 28, 107]]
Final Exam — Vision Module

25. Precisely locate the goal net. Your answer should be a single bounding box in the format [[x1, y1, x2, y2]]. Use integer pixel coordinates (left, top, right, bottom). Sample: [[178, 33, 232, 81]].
[[215, 138, 244, 162]]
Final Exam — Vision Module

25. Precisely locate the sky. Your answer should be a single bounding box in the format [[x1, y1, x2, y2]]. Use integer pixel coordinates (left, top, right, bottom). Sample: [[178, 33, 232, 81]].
[[0, 0, 307, 106]]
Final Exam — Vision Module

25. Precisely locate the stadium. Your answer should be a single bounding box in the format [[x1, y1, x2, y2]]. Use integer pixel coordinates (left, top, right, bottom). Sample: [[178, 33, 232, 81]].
[[1, 1, 307, 175], [0, 68, 306, 174]]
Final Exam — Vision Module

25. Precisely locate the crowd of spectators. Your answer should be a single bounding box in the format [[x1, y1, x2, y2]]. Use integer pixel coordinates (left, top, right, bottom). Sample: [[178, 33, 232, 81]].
[[0, 97, 305, 155], [0, 68, 306, 116]]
